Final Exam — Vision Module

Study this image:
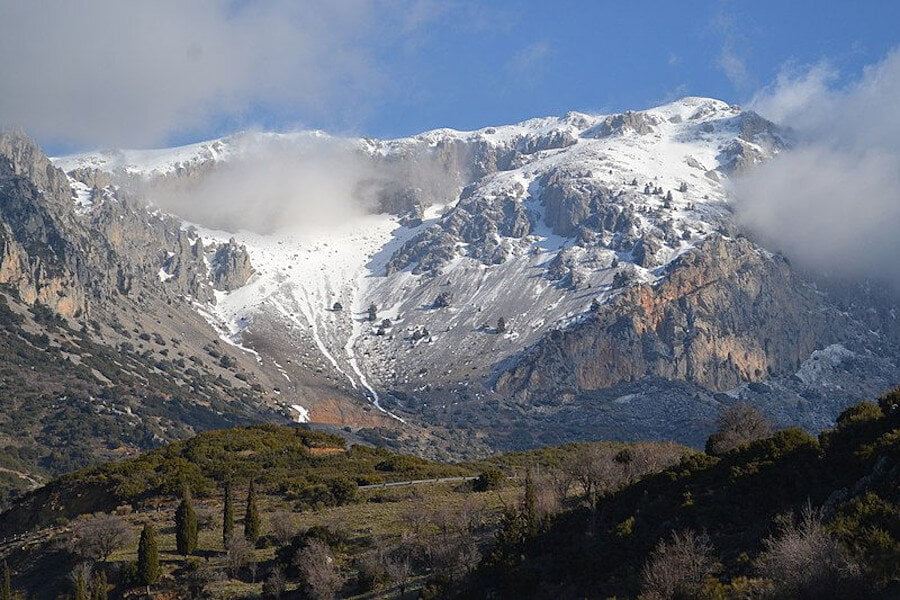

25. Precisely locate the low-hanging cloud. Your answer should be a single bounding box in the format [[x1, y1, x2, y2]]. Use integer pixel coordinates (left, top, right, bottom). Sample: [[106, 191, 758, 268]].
[[735, 48, 900, 286], [142, 133, 463, 235], [0, 0, 424, 148]]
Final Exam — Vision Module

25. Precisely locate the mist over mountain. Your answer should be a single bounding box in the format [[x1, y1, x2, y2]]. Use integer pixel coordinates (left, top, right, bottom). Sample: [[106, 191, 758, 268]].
[[30, 96, 893, 463], [737, 49, 900, 287]]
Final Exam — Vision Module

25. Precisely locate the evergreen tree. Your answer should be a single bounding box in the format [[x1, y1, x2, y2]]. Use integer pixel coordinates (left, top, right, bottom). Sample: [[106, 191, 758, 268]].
[[2, 560, 10, 600], [223, 481, 235, 548], [523, 471, 538, 537], [137, 524, 160, 589], [74, 569, 88, 600], [244, 480, 260, 542], [90, 572, 108, 600], [175, 485, 199, 555]]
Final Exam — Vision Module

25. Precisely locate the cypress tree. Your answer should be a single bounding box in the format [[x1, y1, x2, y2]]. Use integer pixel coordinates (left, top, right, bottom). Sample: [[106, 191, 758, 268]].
[[74, 569, 88, 600], [523, 470, 538, 537], [244, 480, 260, 542], [223, 481, 235, 547], [90, 572, 107, 600], [2, 560, 10, 600], [175, 486, 198, 555], [137, 523, 160, 589]]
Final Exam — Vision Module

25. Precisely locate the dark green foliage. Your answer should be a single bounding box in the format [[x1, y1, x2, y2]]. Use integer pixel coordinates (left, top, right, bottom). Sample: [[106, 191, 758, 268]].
[[223, 481, 234, 547], [1, 424, 470, 536], [74, 568, 88, 600], [244, 480, 260, 542], [175, 486, 198, 555], [473, 468, 505, 492], [522, 471, 538, 537], [90, 572, 107, 600], [464, 391, 900, 599], [1, 560, 10, 600], [137, 523, 160, 587]]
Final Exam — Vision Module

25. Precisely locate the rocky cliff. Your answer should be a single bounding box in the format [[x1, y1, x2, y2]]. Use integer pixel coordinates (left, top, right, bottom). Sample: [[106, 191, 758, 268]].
[[37, 97, 900, 458]]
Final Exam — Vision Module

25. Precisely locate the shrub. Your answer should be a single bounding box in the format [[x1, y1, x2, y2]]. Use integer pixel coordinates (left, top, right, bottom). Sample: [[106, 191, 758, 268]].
[[473, 468, 505, 492], [639, 529, 719, 600], [705, 403, 773, 455], [755, 504, 863, 599]]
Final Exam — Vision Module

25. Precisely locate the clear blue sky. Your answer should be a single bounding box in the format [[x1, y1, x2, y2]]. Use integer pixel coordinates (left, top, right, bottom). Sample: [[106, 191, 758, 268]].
[[199, 0, 900, 143], [3, 0, 896, 151]]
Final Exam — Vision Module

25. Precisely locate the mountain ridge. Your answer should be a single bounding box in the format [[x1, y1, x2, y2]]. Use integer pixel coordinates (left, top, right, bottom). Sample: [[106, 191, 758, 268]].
[[0, 96, 894, 502]]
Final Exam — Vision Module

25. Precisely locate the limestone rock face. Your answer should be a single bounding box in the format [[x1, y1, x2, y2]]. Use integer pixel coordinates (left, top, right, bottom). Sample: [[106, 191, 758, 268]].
[[38, 97, 898, 457], [496, 235, 843, 400], [210, 238, 254, 291], [585, 111, 660, 138], [0, 130, 253, 313]]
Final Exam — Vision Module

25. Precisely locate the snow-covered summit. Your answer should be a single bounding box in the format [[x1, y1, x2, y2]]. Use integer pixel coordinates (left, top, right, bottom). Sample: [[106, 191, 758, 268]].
[[52, 97, 770, 178], [48, 97, 796, 427]]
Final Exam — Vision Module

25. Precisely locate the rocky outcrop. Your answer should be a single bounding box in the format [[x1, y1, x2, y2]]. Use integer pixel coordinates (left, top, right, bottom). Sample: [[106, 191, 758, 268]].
[[0, 129, 71, 203], [210, 237, 254, 290], [496, 235, 845, 400], [0, 130, 253, 313], [584, 111, 660, 138]]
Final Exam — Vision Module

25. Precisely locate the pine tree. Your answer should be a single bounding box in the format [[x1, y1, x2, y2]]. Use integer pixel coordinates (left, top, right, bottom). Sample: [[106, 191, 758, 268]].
[[175, 485, 198, 555], [137, 523, 160, 589], [90, 572, 108, 600], [223, 481, 235, 548], [244, 480, 260, 542], [2, 560, 10, 600]]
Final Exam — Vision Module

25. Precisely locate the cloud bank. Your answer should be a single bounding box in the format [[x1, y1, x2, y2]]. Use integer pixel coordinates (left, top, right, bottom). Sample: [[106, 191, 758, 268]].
[[0, 0, 421, 148], [736, 48, 900, 286], [142, 133, 462, 234]]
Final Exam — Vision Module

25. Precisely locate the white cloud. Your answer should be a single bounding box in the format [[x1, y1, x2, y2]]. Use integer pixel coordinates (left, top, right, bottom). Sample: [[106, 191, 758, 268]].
[[718, 47, 750, 88], [736, 48, 900, 285], [505, 41, 552, 87], [710, 9, 754, 90], [0, 0, 420, 148]]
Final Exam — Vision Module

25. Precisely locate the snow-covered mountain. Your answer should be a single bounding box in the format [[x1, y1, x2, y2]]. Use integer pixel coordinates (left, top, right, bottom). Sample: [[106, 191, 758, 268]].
[[48, 97, 898, 453]]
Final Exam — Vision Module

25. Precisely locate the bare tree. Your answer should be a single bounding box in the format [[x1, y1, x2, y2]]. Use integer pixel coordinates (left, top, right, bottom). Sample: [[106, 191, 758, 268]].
[[262, 567, 287, 599], [268, 510, 297, 545], [756, 505, 862, 599], [426, 532, 480, 586], [195, 506, 216, 531], [456, 496, 486, 534], [225, 533, 253, 579], [384, 552, 411, 596], [400, 502, 431, 535], [639, 530, 719, 600], [565, 443, 686, 512], [706, 403, 773, 455], [546, 467, 575, 505], [70, 514, 132, 563], [295, 539, 343, 600], [185, 559, 223, 599]]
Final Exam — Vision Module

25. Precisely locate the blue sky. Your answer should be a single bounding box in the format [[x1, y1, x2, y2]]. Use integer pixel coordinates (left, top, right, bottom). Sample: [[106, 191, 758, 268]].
[[1, 0, 897, 151], [351, 0, 899, 139]]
